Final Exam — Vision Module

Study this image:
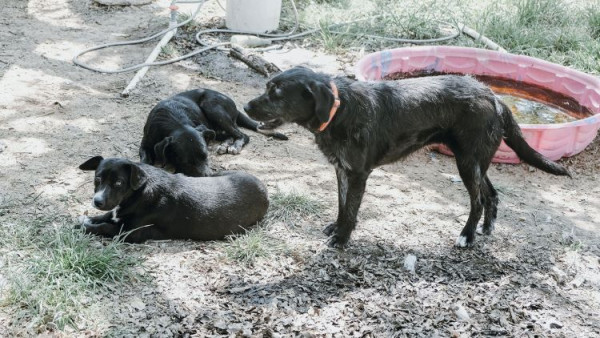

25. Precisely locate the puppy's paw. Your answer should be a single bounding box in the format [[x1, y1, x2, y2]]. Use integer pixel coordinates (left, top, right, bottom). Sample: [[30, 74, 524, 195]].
[[258, 119, 284, 130], [323, 222, 337, 236], [216, 145, 228, 155], [76, 215, 91, 229], [227, 145, 242, 155], [454, 235, 474, 248]]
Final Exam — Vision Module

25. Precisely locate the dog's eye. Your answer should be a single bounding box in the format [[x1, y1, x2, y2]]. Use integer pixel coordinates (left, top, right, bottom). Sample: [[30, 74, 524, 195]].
[[269, 86, 282, 98], [114, 180, 123, 187]]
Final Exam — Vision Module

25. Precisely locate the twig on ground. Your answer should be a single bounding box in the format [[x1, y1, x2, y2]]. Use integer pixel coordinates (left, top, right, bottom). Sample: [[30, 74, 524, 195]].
[[229, 46, 281, 77]]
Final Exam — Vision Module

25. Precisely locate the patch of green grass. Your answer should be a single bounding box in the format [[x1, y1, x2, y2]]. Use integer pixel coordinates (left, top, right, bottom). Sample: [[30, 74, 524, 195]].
[[278, 0, 600, 74], [225, 228, 284, 265], [569, 240, 584, 252], [224, 190, 322, 265], [177, 11, 202, 32], [0, 216, 141, 334], [287, 0, 467, 52], [160, 43, 178, 58], [266, 190, 323, 226], [514, 0, 567, 27], [471, 0, 600, 73], [587, 5, 600, 39]]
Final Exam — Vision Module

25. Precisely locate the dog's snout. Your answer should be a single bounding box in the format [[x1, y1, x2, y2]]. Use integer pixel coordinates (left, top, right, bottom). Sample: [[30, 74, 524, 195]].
[[92, 188, 107, 209], [243, 102, 252, 113], [93, 196, 105, 209]]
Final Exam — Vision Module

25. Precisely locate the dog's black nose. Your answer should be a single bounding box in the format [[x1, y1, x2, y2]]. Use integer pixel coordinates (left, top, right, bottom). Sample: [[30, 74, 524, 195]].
[[243, 103, 251, 113], [93, 197, 105, 209]]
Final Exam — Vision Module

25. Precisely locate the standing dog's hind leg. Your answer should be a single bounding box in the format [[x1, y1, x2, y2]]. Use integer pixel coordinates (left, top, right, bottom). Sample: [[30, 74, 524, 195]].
[[454, 160, 484, 248], [478, 175, 498, 235]]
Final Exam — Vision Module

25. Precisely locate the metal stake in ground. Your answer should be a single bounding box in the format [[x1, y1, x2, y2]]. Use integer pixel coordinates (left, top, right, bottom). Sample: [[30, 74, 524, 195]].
[[121, 4, 180, 98]]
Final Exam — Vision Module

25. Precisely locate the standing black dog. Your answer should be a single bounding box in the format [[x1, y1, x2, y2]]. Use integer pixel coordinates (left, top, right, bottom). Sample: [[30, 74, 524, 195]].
[[140, 89, 287, 177], [244, 67, 570, 249], [78, 156, 269, 242]]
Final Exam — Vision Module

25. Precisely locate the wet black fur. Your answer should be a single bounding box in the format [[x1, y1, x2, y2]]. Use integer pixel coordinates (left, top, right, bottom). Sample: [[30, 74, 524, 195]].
[[140, 89, 287, 177], [78, 156, 269, 243], [244, 67, 570, 248]]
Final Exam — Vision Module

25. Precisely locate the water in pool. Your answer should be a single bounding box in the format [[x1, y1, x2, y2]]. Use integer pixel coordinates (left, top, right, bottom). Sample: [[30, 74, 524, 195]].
[[383, 71, 592, 124], [496, 94, 578, 124]]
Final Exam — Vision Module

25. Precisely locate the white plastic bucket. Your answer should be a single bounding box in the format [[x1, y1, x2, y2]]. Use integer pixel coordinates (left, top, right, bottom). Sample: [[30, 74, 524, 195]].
[[226, 0, 282, 33]]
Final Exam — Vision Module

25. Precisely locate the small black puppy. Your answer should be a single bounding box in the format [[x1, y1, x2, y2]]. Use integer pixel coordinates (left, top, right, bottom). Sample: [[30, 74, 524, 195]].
[[140, 89, 287, 177], [244, 67, 570, 249], [78, 156, 269, 243]]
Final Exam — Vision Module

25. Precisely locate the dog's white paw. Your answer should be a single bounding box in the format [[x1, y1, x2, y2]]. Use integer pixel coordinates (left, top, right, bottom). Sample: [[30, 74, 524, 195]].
[[77, 215, 91, 229], [477, 224, 494, 236], [216, 145, 228, 155], [455, 235, 468, 248], [227, 146, 241, 155]]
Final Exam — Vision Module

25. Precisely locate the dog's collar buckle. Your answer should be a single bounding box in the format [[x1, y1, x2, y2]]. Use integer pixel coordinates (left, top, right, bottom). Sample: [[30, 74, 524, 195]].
[[317, 81, 341, 132]]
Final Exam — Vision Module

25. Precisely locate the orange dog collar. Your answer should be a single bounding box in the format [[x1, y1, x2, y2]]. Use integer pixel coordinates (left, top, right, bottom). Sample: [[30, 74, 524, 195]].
[[317, 81, 341, 132]]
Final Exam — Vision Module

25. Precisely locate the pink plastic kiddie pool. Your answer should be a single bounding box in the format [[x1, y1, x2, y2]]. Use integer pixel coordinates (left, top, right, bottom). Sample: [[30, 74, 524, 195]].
[[355, 46, 600, 163]]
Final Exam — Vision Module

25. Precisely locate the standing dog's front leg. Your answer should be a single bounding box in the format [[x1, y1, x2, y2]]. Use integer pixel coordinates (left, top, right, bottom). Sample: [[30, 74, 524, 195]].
[[323, 166, 347, 236], [327, 170, 370, 248]]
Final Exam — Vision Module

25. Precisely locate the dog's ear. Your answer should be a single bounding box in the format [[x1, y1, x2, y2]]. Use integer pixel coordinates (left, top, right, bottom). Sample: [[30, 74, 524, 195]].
[[129, 163, 147, 190], [195, 125, 216, 142], [307, 81, 335, 124], [154, 137, 172, 167], [79, 156, 104, 171]]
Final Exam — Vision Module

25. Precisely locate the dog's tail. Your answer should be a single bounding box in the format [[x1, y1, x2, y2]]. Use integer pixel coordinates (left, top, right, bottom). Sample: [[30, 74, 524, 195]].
[[498, 98, 571, 177], [236, 111, 288, 140]]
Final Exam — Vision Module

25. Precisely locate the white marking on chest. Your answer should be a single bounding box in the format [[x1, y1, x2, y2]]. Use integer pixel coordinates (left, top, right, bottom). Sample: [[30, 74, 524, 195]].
[[112, 206, 120, 223]]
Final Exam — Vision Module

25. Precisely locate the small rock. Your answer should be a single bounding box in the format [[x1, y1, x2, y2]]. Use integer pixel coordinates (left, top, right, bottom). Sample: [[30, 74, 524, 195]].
[[227, 323, 243, 333], [213, 320, 228, 330], [453, 303, 470, 321], [550, 321, 563, 329], [403, 254, 417, 273], [129, 297, 145, 310], [550, 266, 567, 285]]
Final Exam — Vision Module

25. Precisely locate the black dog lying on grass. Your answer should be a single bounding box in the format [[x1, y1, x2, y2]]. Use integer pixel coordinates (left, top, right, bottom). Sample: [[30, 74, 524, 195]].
[[140, 89, 287, 177], [244, 67, 570, 249], [77, 156, 269, 243]]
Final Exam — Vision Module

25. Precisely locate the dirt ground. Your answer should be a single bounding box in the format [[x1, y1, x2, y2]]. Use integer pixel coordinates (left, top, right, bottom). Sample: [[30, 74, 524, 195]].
[[1, 0, 599, 336]]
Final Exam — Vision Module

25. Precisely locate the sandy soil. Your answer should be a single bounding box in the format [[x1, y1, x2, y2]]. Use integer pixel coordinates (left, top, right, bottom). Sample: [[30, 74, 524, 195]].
[[0, 0, 599, 336]]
